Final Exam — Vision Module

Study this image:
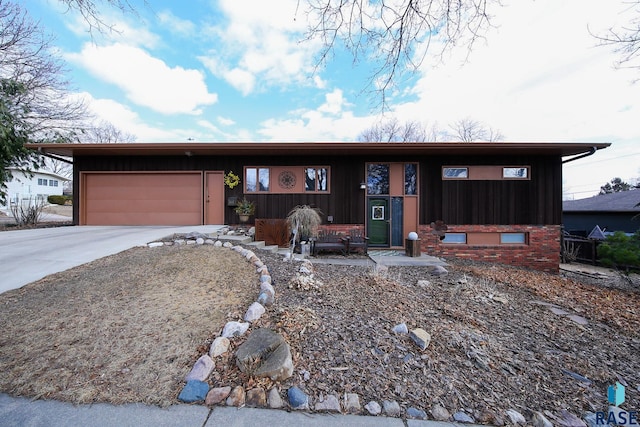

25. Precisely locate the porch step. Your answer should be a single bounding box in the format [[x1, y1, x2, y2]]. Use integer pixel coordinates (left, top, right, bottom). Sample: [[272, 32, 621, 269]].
[[216, 235, 253, 244], [246, 240, 280, 253]]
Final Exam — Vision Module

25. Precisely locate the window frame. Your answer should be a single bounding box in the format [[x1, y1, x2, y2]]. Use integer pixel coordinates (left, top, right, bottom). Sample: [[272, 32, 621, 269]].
[[244, 166, 331, 194]]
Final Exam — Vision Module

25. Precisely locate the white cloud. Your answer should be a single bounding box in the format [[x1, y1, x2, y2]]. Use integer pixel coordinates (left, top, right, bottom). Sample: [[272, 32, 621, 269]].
[[217, 116, 236, 126], [78, 92, 172, 141], [258, 88, 372, 141], [157, 10, 196, 37], [198, 0, 321, 95], [68, 43, 218, 115], [318, 89, 347, 115]]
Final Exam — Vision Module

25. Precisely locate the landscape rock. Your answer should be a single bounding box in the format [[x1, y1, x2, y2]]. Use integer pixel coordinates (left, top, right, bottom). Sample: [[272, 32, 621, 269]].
[[268, 387, 283, 409], [209, 337, 230, 358], [205, 386, 231, 405], [245, 387, 266, 407], [221, 321, 250, 338], [343, 393, 361, 414], [531, 411, 554, 427], [235, 328, 293, 381], [407, 407, 428, 419], [392, 323, 408, 334], [382, 400, 401, 417], [226, 386, 245, 407], [454, 411, 476, 423], [287, 386, 309, 410], [315, 394, 341, 412], [430, 265, 448, 276], [431, 404, 451, 421], [147, 242, 164, 248], [223, 241, 233, 248], [506, 409, 527, 425], [258, 291, 275, 306], [364, 401, 382, 415], [244, 302, 266, 323], [184, 354, 214, 382], [409, 328, 431, 350], [178, 380, 209, 403], [213, 240, 222, 247], [260, 282, 275, 296], [204, 239, 214, 245], [196, 237, 204, 245]]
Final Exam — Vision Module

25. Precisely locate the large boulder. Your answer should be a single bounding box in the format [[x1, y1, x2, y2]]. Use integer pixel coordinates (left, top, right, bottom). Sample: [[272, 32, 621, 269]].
[[235, 328, 293, 381]]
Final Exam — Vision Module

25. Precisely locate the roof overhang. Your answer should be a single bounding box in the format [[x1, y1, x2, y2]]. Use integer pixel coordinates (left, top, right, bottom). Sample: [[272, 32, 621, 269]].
[[26, 141, 611, 158]]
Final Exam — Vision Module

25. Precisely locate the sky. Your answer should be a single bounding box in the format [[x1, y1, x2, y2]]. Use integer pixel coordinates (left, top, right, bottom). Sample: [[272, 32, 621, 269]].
[[27, 0, 640, 199]]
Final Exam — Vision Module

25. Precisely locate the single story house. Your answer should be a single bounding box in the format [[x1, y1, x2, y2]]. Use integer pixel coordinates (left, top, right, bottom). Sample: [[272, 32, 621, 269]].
[[29, 141, 610, 272], [1, 167, 68, 209], [563, 190, 640, 236]]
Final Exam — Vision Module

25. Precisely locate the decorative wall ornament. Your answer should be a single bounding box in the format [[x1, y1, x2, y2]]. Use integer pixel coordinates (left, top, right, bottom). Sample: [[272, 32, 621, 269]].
[[278, 170, 296, 189]]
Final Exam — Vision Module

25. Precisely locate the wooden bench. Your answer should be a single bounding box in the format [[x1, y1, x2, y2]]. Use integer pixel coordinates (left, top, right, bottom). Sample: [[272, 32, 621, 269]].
[[311, 230, 349, 255], [346, 228, 369, 254]]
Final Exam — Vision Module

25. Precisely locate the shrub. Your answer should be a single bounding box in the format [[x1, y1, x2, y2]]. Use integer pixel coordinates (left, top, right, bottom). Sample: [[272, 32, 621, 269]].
[[597, 230, 640, 269], [47, 195, 67, 205]]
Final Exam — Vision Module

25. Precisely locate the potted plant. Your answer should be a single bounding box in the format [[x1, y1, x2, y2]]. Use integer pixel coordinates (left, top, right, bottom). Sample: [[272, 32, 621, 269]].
[[234, 198, 256, 223], [286, 205, 322, 255]]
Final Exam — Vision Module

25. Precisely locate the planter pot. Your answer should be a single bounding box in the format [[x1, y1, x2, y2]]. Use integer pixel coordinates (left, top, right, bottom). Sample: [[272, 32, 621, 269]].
[[238, 214, 250, 223]]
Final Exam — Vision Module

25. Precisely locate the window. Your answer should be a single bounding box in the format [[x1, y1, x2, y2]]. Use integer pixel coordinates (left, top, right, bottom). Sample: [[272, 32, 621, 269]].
[[442, 233, 467, 244], [245, 166, 330, 193], [442, 168, 468, 179], [443, 166, 530, 180], [404, 163, 417, 195], [37, 178, 48, 186], [442, 232, 528, 245], [367, 164, 390, 195], [503, 167, 528, 179], [500, 233, 526, 244], [305, 167, 328, 192], [49, 179, 58, 186]]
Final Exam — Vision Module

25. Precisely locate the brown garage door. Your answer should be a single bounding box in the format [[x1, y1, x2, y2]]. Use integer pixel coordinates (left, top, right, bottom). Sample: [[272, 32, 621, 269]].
[[81, 172, 203, 225]]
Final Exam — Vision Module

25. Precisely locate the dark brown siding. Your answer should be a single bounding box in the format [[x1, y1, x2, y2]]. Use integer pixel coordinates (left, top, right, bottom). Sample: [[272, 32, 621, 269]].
[[420, 155, 562, 225], [73, 152, 562, 226]]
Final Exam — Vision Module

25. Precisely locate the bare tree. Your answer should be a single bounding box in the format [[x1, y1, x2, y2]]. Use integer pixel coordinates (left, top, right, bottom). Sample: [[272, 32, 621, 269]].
[[358, 117, 503, 142], [57, 0, 147, 34], [357, 117, 439, 142], [448, 118, 503, 142], [0, 1, 86, 141], [593, 1, 640, 74], [303, 0, 499, 106], [81, 121, 137, 143]]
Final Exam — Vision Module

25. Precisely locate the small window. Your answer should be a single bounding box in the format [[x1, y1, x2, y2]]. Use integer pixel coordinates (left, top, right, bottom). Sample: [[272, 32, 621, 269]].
[[443, 167, 468, 179], [49, 179, 55, 186], [305, 167, 329, 192], [52, 181, 59, 187], [442, 233, 467, 244], [503, 167, 528, 179], [404, 163, 417, 195], [501, 233, 526, 244], [38, 178, 47, 186]]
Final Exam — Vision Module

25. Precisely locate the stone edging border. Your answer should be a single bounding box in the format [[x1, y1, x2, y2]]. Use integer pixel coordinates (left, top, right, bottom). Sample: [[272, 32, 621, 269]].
[[146, 234, 596, 426]]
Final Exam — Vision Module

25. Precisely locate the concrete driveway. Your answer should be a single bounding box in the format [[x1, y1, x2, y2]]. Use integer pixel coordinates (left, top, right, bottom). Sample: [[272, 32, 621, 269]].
[[0, 225, 223, 295]]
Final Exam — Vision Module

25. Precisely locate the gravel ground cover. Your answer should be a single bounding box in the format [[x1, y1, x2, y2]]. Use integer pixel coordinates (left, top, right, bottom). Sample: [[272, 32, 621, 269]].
[[0, 242, 638, 422]]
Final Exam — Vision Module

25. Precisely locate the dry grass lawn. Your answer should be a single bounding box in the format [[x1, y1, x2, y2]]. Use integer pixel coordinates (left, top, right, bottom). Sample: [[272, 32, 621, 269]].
[[0, 245, 256, 407]]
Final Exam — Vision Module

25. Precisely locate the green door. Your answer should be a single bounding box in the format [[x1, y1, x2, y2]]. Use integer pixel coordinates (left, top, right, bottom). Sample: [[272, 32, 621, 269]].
[[367, 197, 389, 246]]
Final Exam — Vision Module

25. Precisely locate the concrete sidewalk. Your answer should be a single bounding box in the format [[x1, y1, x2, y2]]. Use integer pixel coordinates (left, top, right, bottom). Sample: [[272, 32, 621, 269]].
[[0, 393, 468, 427]]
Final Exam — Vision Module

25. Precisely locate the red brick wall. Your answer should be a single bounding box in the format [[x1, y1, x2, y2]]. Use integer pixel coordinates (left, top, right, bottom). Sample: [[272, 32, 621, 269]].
[[419, 224, 561, 273], [318, 224, 364, 235]]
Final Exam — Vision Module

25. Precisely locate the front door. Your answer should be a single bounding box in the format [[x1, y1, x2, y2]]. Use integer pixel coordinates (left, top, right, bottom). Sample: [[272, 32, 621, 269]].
[[367, 197, 389, 246], [205, 171, 225, 224]]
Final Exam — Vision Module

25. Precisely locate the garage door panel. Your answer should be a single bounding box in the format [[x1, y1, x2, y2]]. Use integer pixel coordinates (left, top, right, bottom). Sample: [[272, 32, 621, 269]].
[[82, 172, 203, 225]]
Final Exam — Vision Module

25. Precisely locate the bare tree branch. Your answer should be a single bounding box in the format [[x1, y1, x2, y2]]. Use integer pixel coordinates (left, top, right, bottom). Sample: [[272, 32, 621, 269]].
[[592, 1, 640, 75], [303, 0, 500, 108]]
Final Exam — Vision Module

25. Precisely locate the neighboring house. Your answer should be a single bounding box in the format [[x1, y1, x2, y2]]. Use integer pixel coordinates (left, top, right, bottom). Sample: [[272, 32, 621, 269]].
[[29, 142, 610, 272], [563, 190, 640, 236], [1, 167, 69, 208]]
